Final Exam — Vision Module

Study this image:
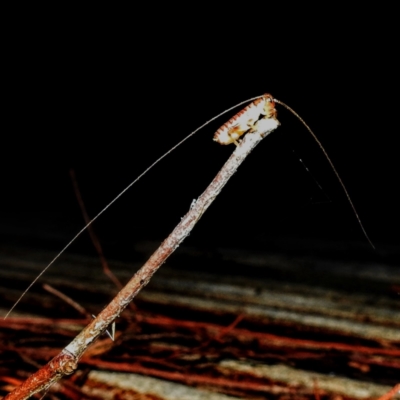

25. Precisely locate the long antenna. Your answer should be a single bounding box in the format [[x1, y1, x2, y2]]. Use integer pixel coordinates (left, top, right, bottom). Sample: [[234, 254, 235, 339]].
[[6, 94, 375, 319], [4, 95, 262, 319], [274, 98, 375, 250]]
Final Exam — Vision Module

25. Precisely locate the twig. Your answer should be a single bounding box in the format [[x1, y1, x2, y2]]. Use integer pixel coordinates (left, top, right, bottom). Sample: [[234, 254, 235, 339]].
[[42, 284, 91, 319], [69, 169, 138, 315], [4, 117, 279, 399], [69, 169, 124, 291], [376, 384, 400, 400]]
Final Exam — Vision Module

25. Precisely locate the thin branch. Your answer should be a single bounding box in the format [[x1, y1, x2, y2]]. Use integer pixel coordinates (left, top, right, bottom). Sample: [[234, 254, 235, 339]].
[[4, 117, 279, 399], [376, 384, 400, 400], [42, 284, 91, 319], [69, 169, 124, 291]]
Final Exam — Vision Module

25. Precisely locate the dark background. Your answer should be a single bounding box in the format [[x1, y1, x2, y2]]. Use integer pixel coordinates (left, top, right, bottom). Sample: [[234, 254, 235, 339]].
[[1, 6, 399, 268]]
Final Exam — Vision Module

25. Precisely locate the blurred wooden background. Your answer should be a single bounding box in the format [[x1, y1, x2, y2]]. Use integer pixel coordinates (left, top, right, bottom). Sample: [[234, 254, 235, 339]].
[[1, 239, 399, 399]]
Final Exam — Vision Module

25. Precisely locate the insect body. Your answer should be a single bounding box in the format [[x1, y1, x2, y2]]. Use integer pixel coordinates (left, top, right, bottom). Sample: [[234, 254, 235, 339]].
[[214, 93, 279, 145]]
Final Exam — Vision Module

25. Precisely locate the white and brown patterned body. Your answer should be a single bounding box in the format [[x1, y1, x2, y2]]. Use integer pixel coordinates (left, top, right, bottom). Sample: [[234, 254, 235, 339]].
[[213, 94, 278, 145]]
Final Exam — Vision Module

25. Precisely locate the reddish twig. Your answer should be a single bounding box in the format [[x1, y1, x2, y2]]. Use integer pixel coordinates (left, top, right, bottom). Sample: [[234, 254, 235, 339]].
[[80, 359, 292, 395], [69, 168, 138, 316], [4, 117, 279, 399], [313, 378, 321, 400], [166, 313, 244, 360], [42, 284, 91, 319], [69, 169, 124, 291], [140, 315, 400, 357], [376, 384, 400, 400]]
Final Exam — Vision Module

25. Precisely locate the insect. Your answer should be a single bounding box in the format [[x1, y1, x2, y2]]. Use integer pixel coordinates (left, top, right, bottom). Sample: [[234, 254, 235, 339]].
[[214, 93, 279, 145], [4, 93, 374, 319]]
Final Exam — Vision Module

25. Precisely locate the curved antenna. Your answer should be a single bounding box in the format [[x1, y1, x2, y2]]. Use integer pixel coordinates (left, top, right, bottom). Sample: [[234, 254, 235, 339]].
[[4, 95, 264, 319], [274, 98, 375, 250]]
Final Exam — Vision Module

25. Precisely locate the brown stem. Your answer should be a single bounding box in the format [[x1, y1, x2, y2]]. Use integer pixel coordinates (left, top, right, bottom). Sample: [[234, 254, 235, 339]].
[[69, 169, 124, 290], [42, 284, 91, 319], [376, 384, 400, 400], [4, 117, 279, 399]]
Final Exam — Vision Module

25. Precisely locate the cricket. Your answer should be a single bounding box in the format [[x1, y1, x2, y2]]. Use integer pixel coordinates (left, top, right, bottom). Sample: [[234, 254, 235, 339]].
[[3, 92, 383, 399], [5, 92, 374, 320]]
